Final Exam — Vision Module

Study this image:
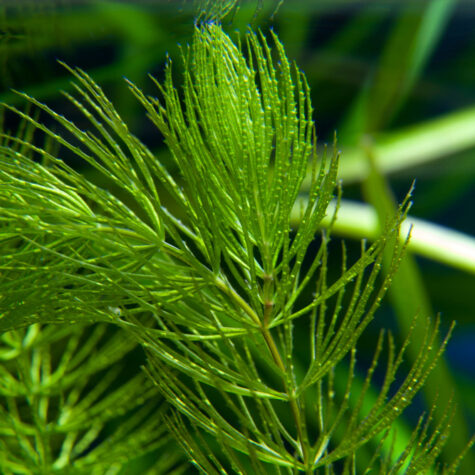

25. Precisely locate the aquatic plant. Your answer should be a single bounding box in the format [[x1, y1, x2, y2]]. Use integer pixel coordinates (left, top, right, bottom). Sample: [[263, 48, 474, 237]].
[[0, 1, 472, 473]]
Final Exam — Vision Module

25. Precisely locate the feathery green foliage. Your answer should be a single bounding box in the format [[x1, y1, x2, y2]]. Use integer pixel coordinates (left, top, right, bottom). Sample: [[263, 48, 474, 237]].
[[0, 6, 471, 474], [192, 0, 241, 22], [0, 323, 182, 474]]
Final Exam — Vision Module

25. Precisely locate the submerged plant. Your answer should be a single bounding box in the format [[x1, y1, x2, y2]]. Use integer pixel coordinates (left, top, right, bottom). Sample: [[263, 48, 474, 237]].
[[0, 323, 183, 474], [0, 6, 470, 474]]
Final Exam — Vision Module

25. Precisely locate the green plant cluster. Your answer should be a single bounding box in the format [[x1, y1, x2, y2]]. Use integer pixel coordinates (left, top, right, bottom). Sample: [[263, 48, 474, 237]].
[[0, 1, 473, 474], [0, 323, 179, 474]]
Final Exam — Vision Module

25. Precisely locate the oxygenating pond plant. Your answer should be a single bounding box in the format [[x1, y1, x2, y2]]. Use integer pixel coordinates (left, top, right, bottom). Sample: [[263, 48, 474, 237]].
[[0, 1, 472, 473]]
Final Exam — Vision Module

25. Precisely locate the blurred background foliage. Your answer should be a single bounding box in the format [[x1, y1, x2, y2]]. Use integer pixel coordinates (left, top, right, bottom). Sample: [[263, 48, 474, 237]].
[[1, 0, 473, 472]]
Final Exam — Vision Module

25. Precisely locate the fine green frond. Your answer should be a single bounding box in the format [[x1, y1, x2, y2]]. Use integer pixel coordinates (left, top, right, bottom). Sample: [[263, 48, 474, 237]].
[[144, 316, 454, 473], [128, 24, 340, 326], [190, 0, 284, 23], [192, 0, 241, 22], [0, 323, 180, 474], [131, 24, 459, 472], [0, 13, 467, 475]]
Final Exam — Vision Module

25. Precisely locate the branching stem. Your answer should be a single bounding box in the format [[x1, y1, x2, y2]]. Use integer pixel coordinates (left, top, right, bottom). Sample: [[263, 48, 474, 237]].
[[217, 274, 310, 469], [261, 324, 310, 470]]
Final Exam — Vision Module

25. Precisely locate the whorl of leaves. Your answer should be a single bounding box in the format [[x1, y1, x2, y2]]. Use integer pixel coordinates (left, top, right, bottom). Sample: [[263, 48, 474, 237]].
[[0, 20, 467, 475]]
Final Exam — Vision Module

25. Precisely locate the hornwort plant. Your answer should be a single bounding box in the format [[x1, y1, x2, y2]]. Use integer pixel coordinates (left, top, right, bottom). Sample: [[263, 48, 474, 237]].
[[0, 2, 472, 474]]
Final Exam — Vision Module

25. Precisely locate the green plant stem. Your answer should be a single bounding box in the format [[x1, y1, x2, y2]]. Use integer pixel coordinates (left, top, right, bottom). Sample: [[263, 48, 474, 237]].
[[214, 277, 260, 326], [340, 105, 475, 183], [291, 198, 475, 275], [216, 275, 310, 470], [298, 106, 475, 187], [261, 324, 310, 471]]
